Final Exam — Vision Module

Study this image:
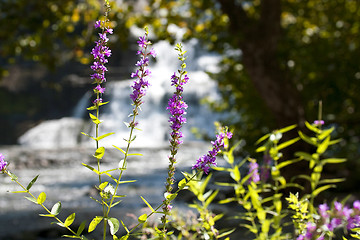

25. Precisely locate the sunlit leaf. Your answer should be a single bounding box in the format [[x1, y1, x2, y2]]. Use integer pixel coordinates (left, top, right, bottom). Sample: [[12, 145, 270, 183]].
[[141, 196, 155, 212], [51, 201, 61, 215], [138, 213, 147, 223], [94, 146, 105, 159], [26, 175, 39, 190], [108, 217, 120, 235], [96, 132, 115, 141], [64, 213, 75, 227], [88, 216, 103, 232], [37, 192, 46, 205]]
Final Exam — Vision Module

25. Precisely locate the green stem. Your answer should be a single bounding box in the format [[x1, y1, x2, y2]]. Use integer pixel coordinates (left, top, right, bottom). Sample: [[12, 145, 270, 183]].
[[126, 172, 199, 237], [5, 170, 81, 238]]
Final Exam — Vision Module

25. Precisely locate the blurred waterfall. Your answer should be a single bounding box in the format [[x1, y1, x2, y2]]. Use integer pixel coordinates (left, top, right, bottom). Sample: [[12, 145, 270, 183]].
[[18, 39, 223, 148]]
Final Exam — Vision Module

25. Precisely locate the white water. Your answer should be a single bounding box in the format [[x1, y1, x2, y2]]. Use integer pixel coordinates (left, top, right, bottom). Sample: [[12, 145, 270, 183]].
[[18, 39, 223, 149]]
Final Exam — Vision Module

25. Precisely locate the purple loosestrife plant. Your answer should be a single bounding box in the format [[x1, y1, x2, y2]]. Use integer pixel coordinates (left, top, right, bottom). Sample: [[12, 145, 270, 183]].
[[248, 158, 261, 184], [297, 201, 360, 239], [161, 43, 189, 234], [192, 129, 233, 174], [0, 153, 8, 172]]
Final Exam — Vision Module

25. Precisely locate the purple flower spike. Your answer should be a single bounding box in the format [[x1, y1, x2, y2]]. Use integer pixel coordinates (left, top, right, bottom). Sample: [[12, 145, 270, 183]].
[[0, 153, 8, 171], [248, 159, 260, 183], [130, 28, 155, 107], [192, 129, 233, 174], [90, 17, 113, 106]]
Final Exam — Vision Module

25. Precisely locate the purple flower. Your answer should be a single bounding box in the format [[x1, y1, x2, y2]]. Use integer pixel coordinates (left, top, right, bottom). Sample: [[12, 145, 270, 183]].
[[94, 85, 105, 94], [319, 203, 329, 218], [314, 120, 325, 125], [0, 153, 7, 171], [137, 36, 148, 48], [90, 17, 113, 106], [353, 200, 360, 211], [94, 20, 101, 28], [192, 130, 233, 174], [248, 159, 260, 183], [130, 30, 155, 106], [93, 98, 103, 105], [328, 218, 342, 231]]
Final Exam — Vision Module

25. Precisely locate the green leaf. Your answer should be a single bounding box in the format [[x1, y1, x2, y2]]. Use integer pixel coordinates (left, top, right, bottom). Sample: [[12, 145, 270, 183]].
[[37, 192, 46, 205], [64, 213, 75, 227], [205, 189, 219, 208], [255, 146, 266, 152], [86, 105, 97, 111], [298, 131, 317, 146], [319, 178, 346, 185], [8, 171, 18, 181], [312, 185, 335, 198], [127, 153, 143, 156], [108, 217, 120, 235], [276, 158, 302, 169], [96, 132, 115, 141], [110, 200, 122, 208], [217, 228, 236, 238], [178, 178, 187, 190], [112, 145, 126, 156], [120, 220, 129, 233], [26, 175, 39, 190], [51, 201, 61, 215], [318, 127, 334, 140], [120, 235, 129, 240], [98, 182, 108, 190], [278, 124, 297, 134], [99, 101, 109, 106], [218, 198, 236, 204], [138, 213, 147, 223], [80, 132, 96, 141], [89, 113, 101, 124], [118, 180, 137, 184], [94, 147, 105, 159], [165, 193, 178, 201], [305, 121, 321, 134], [82, 163, 100, 175], [294, 151, 313, 161], [61, 235, 79, 238], [277, 137, 300, 151], [25, 196, 37, 204], [77, 221, 86, 236], [141, 196, 155, 212], [322, 158, 346, 164], [255, 133, 270, 145], [39, 214, 55, 217], [88, 216, 103, 232], [230, 166, 241, 182], [317, 136, 330, 154]]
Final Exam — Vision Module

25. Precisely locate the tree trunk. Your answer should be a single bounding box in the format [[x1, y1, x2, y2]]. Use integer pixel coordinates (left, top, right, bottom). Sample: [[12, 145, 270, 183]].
[[219, 0, 305, 129]]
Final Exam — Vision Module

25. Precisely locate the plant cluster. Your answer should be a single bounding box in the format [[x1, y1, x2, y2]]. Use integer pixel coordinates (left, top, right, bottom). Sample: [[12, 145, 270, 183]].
[[1, 1, 359, 240]]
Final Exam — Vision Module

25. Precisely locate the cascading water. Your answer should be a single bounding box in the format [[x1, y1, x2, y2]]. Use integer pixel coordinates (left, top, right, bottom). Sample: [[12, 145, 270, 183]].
[[18, 38, 223, 149]]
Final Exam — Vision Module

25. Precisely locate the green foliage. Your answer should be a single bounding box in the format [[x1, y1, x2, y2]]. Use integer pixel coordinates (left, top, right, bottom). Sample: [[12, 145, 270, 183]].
[[127, 0, 360, 180]]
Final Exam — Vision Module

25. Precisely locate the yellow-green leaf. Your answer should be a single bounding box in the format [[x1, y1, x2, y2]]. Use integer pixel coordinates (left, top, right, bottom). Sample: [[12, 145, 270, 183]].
[[64, 213, 75, 227], [138, 213, 147, 223], [88, 216, 103, 232], [37, 192, 46, 205]]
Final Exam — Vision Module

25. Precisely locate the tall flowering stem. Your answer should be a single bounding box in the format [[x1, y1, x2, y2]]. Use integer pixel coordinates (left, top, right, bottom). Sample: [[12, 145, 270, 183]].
[[105, 27, 155, 232], [160, 43, 189, 236], [86, 1, 113, 239]]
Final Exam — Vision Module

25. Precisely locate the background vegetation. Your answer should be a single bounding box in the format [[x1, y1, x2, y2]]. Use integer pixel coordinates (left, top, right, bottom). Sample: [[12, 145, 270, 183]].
[[1, 0, 359, 189]]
